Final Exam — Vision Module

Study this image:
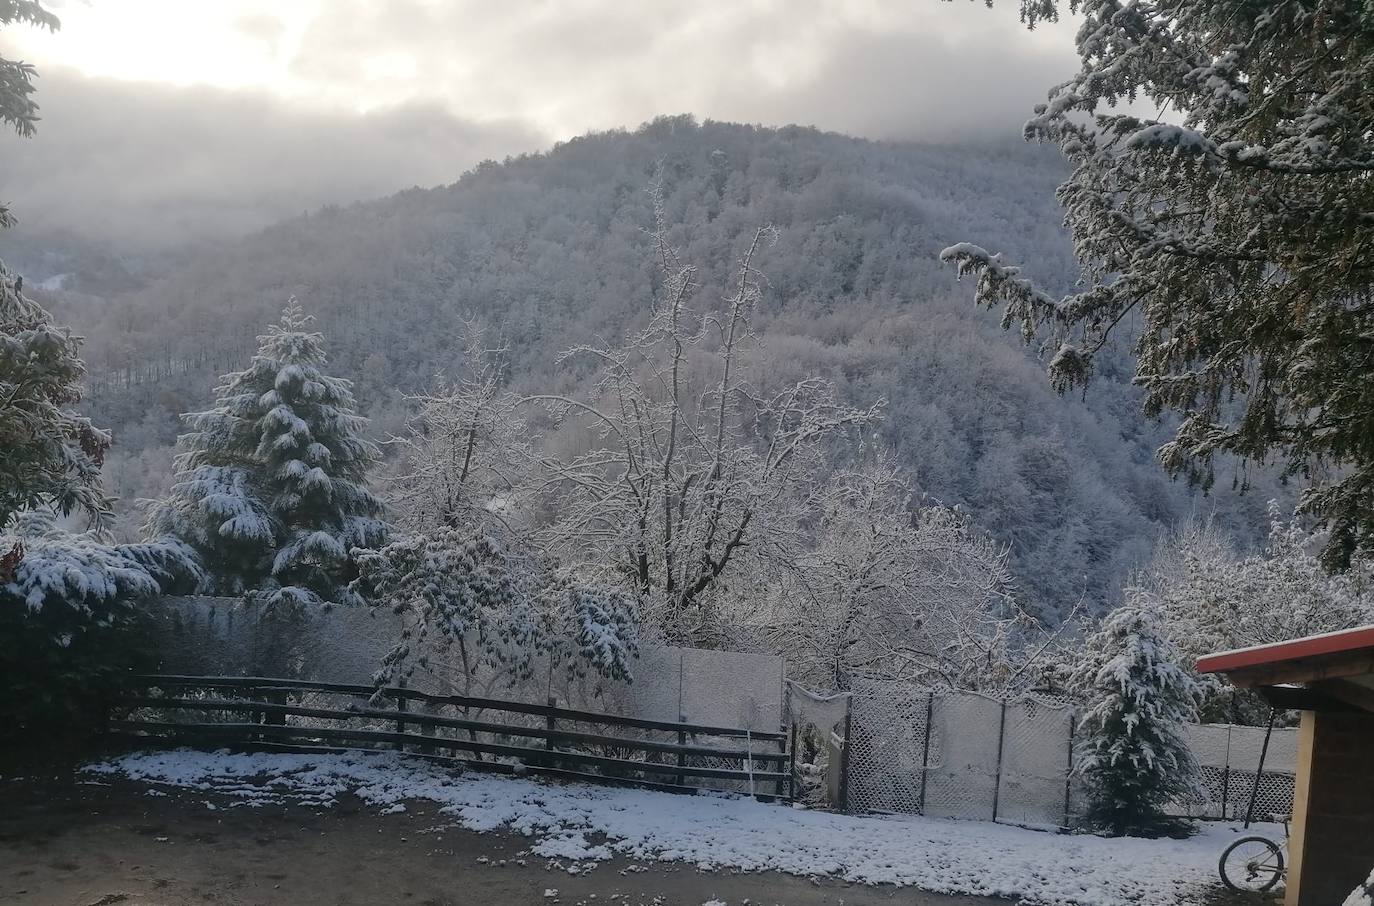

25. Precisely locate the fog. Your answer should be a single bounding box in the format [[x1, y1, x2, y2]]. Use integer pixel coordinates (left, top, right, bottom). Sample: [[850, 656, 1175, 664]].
[[2, 71, 545, 249], [2, 1, 1077, 249]]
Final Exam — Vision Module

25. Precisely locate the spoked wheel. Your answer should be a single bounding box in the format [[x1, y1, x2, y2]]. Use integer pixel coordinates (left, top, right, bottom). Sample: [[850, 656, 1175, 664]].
[[1220, 836, 1285, 892]]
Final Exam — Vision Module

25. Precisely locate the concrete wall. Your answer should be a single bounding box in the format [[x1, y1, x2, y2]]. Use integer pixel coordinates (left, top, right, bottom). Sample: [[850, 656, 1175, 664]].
[[140, 596, 784, 732], [1286, 710, 1374, 906]]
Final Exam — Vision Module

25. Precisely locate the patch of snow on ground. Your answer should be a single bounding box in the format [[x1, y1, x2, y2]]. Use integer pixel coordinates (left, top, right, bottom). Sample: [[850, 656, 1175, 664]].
[[86, 749, 1267, 906]]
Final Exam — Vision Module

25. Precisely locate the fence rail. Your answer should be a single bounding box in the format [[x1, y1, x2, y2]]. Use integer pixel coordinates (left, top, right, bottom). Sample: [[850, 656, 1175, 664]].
[[109, 674, 792, 801]]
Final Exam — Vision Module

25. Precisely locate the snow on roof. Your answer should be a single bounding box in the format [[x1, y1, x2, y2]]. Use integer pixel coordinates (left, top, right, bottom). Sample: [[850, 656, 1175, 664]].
[[1196, 624, 1374, 675]]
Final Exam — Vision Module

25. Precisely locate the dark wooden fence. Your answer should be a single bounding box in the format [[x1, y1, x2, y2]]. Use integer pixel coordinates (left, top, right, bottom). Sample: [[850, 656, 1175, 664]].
[[108, 675, 794, 800]]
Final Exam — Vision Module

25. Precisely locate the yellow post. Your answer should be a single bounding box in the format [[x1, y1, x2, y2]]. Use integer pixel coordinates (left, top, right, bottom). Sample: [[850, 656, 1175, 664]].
[[1284, 711, 1315, 906]]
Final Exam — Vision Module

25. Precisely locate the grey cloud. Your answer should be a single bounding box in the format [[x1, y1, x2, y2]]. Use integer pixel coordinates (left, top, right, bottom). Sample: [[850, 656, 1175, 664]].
[[710, 25, 1075, 143], [281, 0, 1076, 140], [1, 70, 547, 249], [1, 2, 1076, 250]]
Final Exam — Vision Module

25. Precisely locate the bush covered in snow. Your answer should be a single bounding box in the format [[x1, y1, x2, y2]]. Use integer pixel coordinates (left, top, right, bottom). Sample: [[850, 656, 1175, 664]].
[[0, 509, 202, 764], [351, 525, 637, 694]]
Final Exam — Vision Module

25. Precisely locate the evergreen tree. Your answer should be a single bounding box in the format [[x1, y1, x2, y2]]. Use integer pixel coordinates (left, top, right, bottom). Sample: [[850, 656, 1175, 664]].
[[1071, 604, 1202, 838], [150, 299, 386, 607], [0, 3, 107, 534], [945, 0, 1374, 568], [0, 265, 110, 532], [1, 1, 60, 229]]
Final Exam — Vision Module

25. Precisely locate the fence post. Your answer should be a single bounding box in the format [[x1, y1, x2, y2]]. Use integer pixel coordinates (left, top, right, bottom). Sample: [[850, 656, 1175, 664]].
[[250, 684, 265, 742], [1063, 712, 1075, 826], [418, 697, 437, 756], [787, 723, 798, 801], [991, 698, 1008, 823], [546, 696, 557, 760], [918, 692, 934, 815], [677, 717, 687, 788], [838, 698, 853, 812], [395, 689, 408, 753]]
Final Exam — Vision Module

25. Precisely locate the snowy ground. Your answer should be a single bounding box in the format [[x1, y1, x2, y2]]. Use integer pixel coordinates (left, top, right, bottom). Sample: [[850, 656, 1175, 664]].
[[85, 749, 1271, 906]]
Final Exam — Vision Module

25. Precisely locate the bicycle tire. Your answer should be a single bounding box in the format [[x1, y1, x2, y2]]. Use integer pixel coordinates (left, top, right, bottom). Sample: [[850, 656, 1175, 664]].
[[1219, 835, 1285, 892]]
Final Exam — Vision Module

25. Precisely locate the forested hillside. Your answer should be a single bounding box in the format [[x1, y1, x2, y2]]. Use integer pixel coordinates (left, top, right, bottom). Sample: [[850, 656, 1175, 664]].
[[34, 117, 1277, 619]]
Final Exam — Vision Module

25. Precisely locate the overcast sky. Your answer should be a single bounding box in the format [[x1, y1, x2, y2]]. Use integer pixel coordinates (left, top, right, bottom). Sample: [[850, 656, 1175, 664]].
[[2, 0, 1079, 248]]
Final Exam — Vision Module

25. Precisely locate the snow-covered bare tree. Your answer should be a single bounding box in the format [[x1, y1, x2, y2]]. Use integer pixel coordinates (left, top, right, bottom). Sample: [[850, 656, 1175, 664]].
[[385, 324, 532, 536], [1128, 504, 1374, 721], [351, 525, 636, 695], [532, 203, 880, 645], [149, 299, 387, 607], [758, 459, 1050, 693], [1141, 505, 1374, 660], [944, 0, 1374, 568], [1072, 603, 1203, 838]]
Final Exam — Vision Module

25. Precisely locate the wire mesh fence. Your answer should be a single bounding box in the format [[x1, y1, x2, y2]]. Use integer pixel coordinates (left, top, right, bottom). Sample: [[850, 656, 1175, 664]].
[[1181, 722, 1299, 820], [843, 680, 1298, 827]]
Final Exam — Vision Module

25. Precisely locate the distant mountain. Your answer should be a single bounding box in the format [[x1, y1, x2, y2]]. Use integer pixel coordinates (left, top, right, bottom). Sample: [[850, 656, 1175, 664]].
[[35, 116, 1281, 619]]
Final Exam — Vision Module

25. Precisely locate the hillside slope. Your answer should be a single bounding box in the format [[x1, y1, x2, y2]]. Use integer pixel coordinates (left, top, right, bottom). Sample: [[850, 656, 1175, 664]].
[[47, 117, 1277, 618]]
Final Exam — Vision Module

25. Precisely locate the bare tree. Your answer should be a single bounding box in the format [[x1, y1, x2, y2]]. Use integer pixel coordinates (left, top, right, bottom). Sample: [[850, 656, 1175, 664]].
[[530, 196, 881, 645], [757, 458, 1057, 693], [385, 323, 532, 536]]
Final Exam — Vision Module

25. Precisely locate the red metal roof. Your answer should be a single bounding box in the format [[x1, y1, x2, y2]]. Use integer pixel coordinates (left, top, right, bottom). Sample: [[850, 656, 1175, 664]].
[[1196, 624, 1374, 675]]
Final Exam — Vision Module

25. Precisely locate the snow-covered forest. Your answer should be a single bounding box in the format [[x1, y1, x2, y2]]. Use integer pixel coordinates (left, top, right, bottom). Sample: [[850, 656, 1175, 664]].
[[18, 120, 1287, 622]]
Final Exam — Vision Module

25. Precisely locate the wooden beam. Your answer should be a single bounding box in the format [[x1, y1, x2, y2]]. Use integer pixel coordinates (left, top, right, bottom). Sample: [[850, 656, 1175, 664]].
[[1310, 679, 1374, 714], [1284, 711, 1316, 906], [1259, 684, 1362, 713], [1223, 650, 1374, 689]]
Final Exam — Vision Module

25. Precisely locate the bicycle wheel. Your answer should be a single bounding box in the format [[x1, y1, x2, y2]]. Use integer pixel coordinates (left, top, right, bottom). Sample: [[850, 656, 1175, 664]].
[[1219, 836, 1285, 892]]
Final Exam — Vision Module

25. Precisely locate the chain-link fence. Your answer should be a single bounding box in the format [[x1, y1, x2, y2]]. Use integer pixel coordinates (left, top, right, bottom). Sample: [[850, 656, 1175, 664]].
[[842, 680, 1298, 827], [1181, 722, 1299, 820]]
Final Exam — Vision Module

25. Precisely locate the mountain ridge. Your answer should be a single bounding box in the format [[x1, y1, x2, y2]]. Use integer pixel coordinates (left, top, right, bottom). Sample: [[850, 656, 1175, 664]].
[[35, 116, 1279, 618]]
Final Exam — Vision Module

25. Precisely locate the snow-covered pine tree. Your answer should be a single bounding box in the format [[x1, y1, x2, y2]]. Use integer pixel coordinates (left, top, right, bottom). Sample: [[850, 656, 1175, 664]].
[[0, 263, 110, 532], [1, 507, 201, 758], [1071, 603, 1202, 838], [149, 299, 386, 607], [944, 0, 1374, 569]]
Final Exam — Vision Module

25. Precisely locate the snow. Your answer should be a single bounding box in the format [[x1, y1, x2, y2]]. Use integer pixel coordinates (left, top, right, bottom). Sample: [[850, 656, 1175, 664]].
[[1346, 868, 1374, 906], [86, 748, 1266, 906]]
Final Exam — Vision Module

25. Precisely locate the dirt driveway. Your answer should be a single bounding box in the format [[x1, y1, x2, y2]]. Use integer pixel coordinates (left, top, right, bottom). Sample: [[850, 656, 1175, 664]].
[[0, 776, 1011, 906]]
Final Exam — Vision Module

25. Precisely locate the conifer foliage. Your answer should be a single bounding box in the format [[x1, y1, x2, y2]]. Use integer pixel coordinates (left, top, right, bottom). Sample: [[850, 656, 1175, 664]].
[[945, 0, 1374, 568], [0, 263, 110, 531], [151, 299, 386, 606], [0, 1, 60, 229], [1071, 605, 1202, 838]]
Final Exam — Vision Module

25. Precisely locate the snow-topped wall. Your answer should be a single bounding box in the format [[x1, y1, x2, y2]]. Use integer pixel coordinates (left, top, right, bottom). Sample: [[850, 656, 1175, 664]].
[[140, 596, 785, 732]]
